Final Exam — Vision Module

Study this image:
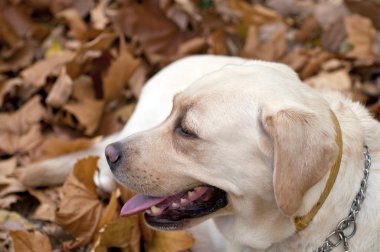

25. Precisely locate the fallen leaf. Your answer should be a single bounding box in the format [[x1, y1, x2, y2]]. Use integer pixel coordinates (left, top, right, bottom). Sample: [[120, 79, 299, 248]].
[[58, 8, 89, 41], [91, 0, 109, 30], [228, 1, 282, 26], [50, 0, 94, 17], [0, 96, 45, 135], [0, 158, 16, 177], [37, 136, 98, 161], [102, 38, 140, 101], [0, 78, 23, 107], [0, 41, 35, 73], [0, 209, 35, 231], [0, 178, 26, 201], [55, 156, 105, 250], [111, 0, 193, 61], [0, 194, 19, 209], [314, 3, 349, 30], [0, 124, 43, 155], [0, 11, 21, 49], [283, 48, 332, 79], [46, 67, 73, 108], [72, 75, 96, 101], [344, 14, 376, 59], [145, 231, 194, 252], [1, 4, 32, 39], [207, 29, 228, 55], [10, 230, 52, 252], [345, 0, 380, 29], [94, 216, 141, 252], [29, 188, 60, 222], [63, 98, 105, 135], [21, 51, 75, 87], [305, 69, 352, 92]]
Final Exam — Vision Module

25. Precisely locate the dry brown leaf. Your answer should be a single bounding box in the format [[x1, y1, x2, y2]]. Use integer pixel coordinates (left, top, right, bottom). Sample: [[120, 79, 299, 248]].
[[64, 98, 105, 135], [283, 48, 332, 79], [50, 0, 94, 17], [0, 209, 35, 231], [0, 11, 21, 49], [55, 156, 105, 250], [345, 0, 380, 29], [0, 96, 45, 135], [91, 0, 109, 30], [0, 177, 26, 198], [72, 75, 95, 101], [0, 41, 35, 73], [0, 158, 16, 177], [10, 230, 52, 252], [146, 231, 194, 252], [111, 0, 192, 61], [102, 39, 140, 101], [0, 78, 23, 106], [37, 137, 97, 161], [46, 67, 73, 108], [0, 124, 43, 155], [128, 65, 148, 98], [257, 26, 287, 61], [82, 32, 117, 51], [228, 1, 282, 26], [93, 190, 141, 252], [29, 188, 60, 222], [176, 37, 208, 59], [21, 51, 75, 87], [344, 15, 376, 59], [243, 25, 287, 61], [94, 216, 141, 252], [305, 69, 352, 92], [0, 194, 19, 209], [207, 29, 228, 55], [58, 8, 89, 41]]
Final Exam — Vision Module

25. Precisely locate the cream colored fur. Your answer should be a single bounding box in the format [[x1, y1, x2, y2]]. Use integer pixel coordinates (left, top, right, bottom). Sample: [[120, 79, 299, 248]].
[[18, 56, 380, 251]]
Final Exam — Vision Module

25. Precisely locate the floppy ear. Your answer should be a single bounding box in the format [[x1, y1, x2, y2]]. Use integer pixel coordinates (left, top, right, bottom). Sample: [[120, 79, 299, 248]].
[[262, 108, 338, 216]]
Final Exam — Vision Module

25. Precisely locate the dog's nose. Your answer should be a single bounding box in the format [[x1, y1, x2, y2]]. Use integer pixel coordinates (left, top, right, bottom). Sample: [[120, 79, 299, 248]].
[[105, 143, 122, 169]]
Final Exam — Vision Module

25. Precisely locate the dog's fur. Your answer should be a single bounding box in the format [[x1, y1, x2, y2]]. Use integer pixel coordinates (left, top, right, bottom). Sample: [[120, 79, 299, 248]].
[[19, 56, 380, 251]]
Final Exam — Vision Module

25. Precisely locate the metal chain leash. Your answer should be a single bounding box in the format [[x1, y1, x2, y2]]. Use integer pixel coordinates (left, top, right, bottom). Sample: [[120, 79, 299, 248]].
[[315, 145, 371, 252]]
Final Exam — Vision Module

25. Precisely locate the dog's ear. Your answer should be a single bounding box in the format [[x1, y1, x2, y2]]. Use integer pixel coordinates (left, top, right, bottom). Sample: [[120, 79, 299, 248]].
[[262, 108, 338, 216]]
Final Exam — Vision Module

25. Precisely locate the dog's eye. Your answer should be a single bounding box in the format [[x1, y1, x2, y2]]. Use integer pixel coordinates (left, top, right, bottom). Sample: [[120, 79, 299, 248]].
[[175, 124, 196, 138]]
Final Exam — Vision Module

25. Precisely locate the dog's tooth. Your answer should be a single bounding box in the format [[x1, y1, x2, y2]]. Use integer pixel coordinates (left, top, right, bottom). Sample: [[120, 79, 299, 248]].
[[146, 209, 152, 215], [171, 202, 179, 208], [194, 187, 202, 192], [151, 206, 162, 215], [180, 198, 189, 205], [188, 191, 194, 198]]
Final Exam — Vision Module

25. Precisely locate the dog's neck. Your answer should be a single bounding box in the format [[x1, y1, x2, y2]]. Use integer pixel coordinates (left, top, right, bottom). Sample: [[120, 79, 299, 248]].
[[269, 91, 380, 252], [217, 91, 380, 252]]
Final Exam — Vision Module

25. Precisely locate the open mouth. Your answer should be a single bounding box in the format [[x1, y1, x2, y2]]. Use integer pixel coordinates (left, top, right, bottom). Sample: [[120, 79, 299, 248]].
[[120, 186, 227, 230]]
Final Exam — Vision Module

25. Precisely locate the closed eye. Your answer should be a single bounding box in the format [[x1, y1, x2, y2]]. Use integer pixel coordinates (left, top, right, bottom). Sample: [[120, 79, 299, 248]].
[[175, 120, 197, 138]]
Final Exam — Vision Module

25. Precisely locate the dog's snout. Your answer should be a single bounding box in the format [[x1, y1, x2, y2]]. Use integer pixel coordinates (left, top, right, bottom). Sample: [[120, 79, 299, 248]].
[[105, 143, 122, 170]]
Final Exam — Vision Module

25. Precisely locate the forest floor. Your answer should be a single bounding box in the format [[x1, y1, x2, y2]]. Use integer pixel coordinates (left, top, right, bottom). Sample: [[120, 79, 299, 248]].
[[1, 0, 380, 251]]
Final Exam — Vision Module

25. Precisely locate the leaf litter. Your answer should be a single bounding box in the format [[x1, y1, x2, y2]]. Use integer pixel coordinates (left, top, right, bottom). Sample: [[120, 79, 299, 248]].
[[1, 0, 380, 251]]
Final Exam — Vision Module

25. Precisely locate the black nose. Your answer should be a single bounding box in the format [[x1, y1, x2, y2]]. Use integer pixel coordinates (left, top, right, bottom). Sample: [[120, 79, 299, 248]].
[[105, 143, 122, 170]]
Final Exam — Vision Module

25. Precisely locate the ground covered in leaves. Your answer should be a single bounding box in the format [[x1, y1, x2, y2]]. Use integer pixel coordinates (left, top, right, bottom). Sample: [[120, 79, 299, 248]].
[[1, 0, 380, 251]]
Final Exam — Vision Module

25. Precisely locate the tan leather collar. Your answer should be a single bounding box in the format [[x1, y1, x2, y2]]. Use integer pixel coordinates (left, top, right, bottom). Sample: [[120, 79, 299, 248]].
[[293, 110, 343, 231]]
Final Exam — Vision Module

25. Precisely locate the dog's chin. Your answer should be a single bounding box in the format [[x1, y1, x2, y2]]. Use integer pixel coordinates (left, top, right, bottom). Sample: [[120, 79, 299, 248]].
[[143, 186, 228, 231]]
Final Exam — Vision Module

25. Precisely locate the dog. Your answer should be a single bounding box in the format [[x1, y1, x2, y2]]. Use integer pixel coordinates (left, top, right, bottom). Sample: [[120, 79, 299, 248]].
[[20, 56, 380, 251]]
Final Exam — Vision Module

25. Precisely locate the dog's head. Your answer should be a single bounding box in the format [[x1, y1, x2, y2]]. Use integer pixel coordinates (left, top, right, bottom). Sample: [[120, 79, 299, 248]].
[[106, 61, 338, 248]]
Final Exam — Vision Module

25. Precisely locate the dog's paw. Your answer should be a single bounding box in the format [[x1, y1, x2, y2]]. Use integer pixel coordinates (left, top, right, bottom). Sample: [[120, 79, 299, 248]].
[[17, 159, 72, 187], [94, 156, 116, 193]]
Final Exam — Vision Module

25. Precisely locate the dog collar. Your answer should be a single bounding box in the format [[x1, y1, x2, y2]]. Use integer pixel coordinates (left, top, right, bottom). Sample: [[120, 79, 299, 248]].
[[293, 110, 343, 231]]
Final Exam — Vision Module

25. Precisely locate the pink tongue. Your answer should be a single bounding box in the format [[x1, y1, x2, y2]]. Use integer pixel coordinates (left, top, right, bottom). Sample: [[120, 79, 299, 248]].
[[120, 194, 167, 217]]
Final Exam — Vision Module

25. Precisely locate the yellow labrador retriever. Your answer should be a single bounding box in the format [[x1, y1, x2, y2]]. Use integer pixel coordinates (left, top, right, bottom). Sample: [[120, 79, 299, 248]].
[[21, 56, 380, 251]]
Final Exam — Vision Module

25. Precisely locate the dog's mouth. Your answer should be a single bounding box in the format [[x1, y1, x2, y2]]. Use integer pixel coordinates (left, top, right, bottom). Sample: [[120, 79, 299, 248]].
[[120, 186, 227, 230]]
